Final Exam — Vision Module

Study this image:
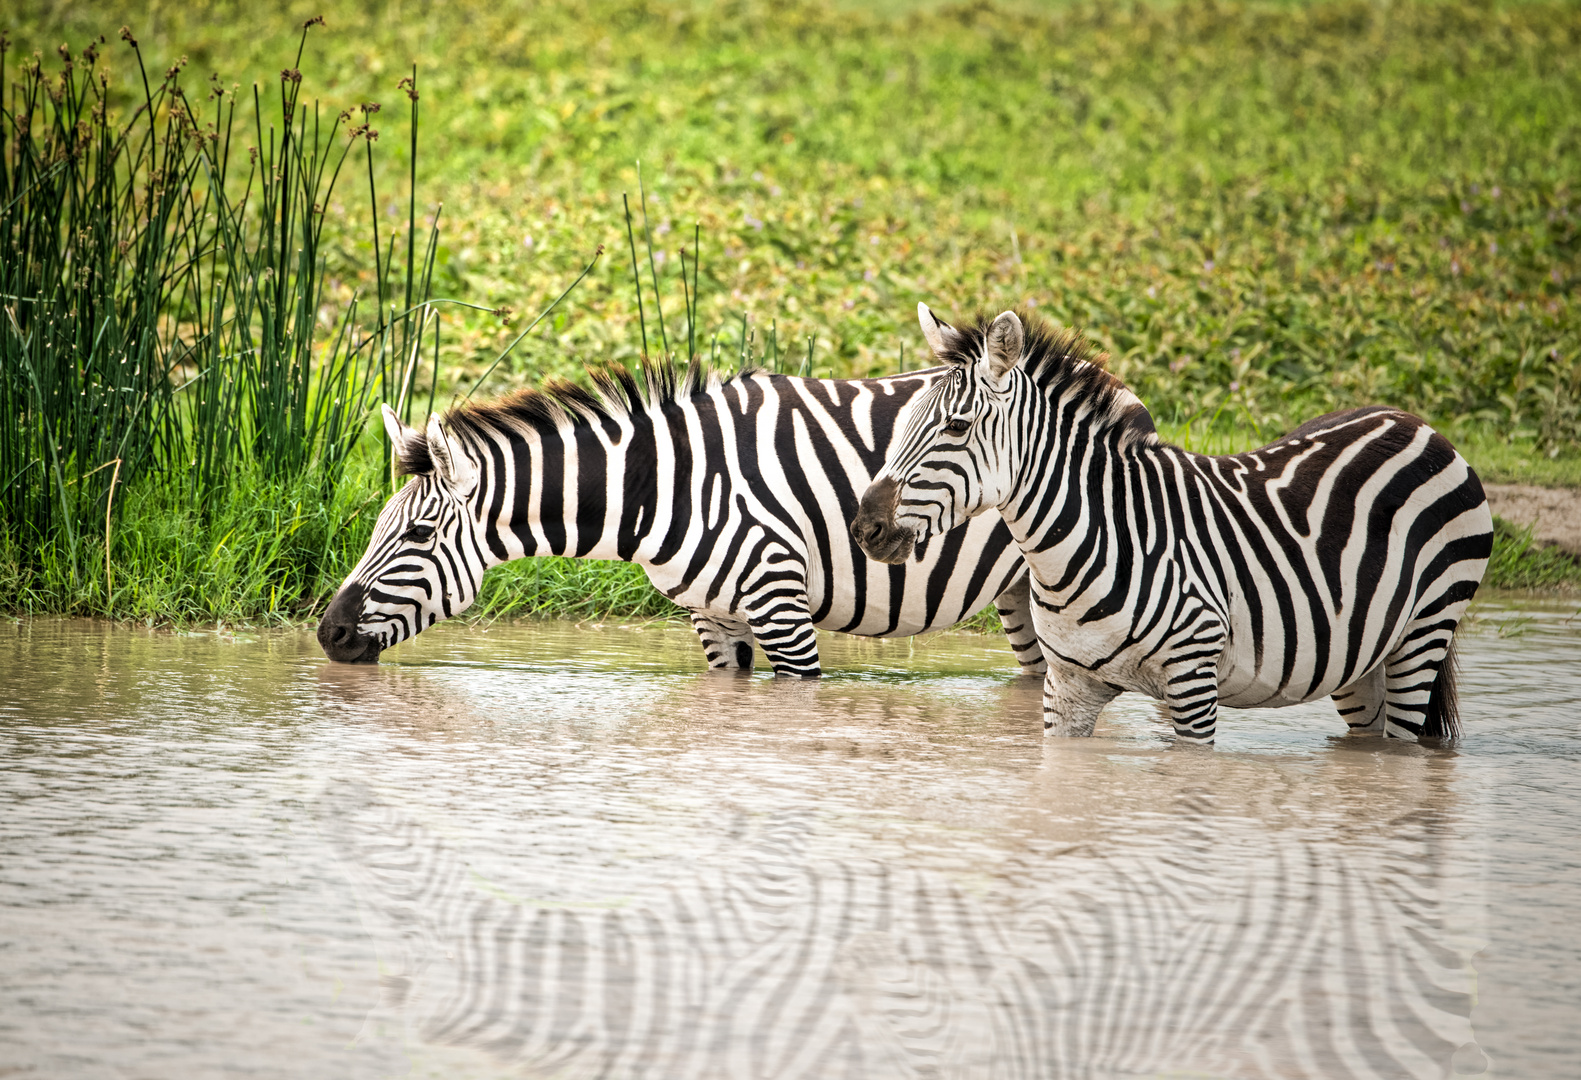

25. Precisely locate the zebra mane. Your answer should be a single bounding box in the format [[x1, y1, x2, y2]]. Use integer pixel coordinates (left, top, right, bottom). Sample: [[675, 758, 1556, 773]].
[[436, 356, 736, 450], [939, 312, 1156, 442]]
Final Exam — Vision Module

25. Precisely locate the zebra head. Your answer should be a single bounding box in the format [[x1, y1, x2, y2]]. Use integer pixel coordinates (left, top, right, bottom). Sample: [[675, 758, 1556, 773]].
[[852, 304, 1026, 565], [317, 406, 487, 663]]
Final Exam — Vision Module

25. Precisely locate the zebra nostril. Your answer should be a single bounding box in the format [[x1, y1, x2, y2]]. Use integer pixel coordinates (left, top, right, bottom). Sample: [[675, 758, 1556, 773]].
[[328, 624, 351, 647]]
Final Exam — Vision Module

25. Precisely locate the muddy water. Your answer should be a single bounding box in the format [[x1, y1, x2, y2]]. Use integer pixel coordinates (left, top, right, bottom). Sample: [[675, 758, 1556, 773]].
[[1, 601, 1578, 1079]]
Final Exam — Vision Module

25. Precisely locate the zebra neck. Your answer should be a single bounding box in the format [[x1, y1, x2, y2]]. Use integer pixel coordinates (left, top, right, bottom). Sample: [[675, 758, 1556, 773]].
[[1000, 396, 1157, 606], [464, 411, 651, 565], [485, 397, 712, 567]]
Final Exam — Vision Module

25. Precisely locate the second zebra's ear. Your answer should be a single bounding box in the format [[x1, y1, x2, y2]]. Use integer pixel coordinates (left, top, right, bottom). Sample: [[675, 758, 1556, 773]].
[[917, 302, 961, 361], [382, 404, 431, 476], [425, 414, 479, 495], [983, 310, 1024, 385]]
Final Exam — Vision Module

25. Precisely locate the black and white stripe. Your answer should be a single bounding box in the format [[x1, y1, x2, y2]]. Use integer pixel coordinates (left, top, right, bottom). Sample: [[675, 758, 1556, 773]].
[[853, 305, 1493, 742], [319, 779, 1484, 1078], [318, 362, 1043, 675]]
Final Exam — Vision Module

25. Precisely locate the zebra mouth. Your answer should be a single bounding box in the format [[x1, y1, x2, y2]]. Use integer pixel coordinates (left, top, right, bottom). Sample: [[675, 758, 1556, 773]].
[[317, 586, 386, 663], [317, 622, 384, 664], [853, 476, 920, 564]]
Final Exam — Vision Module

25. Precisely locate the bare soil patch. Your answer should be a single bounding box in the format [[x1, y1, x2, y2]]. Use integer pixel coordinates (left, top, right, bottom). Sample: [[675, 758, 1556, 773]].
[[1485, 484, 1581, 556]]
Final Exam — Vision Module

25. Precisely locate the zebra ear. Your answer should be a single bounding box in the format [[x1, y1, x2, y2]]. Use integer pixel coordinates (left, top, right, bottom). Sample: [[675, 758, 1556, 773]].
[[917, 302, 960, 361], [425, 414, 478, 495], [382, 404, 429, 474], [983, 310, 1024, 383]]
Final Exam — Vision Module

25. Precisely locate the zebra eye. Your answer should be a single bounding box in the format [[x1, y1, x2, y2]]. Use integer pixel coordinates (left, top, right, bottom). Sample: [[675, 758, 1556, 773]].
[[404, 523, 436, 543], [944, 417, 972, 434]]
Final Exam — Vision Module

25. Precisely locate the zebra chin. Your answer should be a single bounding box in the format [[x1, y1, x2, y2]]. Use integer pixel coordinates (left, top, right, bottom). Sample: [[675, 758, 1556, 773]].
[[316, 586, 386, 664]]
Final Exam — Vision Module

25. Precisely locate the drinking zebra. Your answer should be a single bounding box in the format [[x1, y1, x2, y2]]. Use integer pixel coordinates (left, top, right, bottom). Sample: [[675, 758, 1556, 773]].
[[852, 305, 1493, 742], [317, 361, 1042, 675]]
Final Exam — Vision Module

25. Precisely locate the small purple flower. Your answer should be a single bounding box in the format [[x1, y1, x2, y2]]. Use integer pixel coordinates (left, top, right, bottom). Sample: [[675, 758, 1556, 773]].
[[1488, 241, 1498, 255], [863, 268, 875, 281], [843, 299, 855, 310], [1451, 260, 1461, 276], [1228, 380, 1241, 392], [1203, 260, 1215, 271], [522, 234, 534, 250], [1146, 285, 1157, 299], [797, 260, 807, 270], [744, 213, 764, 231], [1491, 186, 1501, 199], [1461, 200, 1471, 213]]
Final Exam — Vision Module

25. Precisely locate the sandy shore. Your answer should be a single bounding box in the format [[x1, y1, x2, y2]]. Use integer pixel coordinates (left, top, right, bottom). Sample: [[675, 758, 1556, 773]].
[[1485, 484, 1581, 556]]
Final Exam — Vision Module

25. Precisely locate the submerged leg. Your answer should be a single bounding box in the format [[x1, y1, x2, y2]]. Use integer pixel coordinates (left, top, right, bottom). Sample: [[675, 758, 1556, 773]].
[[689, 611, 757, 672], [743, 595, 822, 678], [1333, 664, 1387, 735], [1042, 665, 1120, 737], [993, 574, 1048, 676], [1159, 620, 1226, 744], [1382, 623, 1463, 741]]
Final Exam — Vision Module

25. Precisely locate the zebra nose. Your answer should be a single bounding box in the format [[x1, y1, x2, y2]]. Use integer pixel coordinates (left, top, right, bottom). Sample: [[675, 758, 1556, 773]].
[[325, 623, 353, 648]]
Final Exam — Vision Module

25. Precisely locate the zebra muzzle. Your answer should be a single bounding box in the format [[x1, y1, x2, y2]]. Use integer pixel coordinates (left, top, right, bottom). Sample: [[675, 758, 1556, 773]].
[[852, 477, 917, 564], [317, 585, 384, 664]]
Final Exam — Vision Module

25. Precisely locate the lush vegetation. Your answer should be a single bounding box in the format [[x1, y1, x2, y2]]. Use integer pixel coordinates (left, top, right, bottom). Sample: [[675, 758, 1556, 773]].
[[3, 0, 1578, 626]]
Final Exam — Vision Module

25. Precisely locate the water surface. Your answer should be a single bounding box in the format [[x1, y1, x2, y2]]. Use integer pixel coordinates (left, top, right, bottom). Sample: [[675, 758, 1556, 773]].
[[2, 600, 1578, 1078]]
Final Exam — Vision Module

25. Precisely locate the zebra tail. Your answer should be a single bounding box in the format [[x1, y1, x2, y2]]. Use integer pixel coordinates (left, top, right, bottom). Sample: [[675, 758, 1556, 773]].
[[1421, 637, 1461, 741]]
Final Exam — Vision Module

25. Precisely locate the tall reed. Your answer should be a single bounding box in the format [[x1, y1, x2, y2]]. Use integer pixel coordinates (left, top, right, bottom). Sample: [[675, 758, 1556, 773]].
[[0, 21, 438, 604]]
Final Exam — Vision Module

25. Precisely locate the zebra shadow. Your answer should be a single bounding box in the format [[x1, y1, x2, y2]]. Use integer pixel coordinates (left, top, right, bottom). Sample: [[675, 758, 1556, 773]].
[[316, 741, 1489, 1080]]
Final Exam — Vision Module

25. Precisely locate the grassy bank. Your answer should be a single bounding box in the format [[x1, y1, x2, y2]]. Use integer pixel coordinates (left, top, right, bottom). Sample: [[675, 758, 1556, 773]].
[[3, 0, 1579, 624]]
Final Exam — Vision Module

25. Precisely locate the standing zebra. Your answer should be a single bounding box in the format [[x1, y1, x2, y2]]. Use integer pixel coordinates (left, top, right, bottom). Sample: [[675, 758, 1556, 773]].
[[853, 305, 1493, 742], [318, 361, 1043, 675]]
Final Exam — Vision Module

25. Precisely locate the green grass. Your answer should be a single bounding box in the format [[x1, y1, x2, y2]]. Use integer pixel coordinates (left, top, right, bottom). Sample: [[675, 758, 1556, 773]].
[[1486, 516, 1581, 592], [3, 0, 1579, 624]]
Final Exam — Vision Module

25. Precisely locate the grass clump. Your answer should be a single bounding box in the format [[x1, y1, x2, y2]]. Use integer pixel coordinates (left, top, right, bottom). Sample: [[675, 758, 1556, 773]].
[[1485, 517, 1581, 592]]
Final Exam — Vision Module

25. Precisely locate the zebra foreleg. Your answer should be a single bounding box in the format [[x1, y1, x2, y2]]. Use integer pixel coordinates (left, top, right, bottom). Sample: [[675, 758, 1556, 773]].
[[1333, 664, 1388, 735], [688, 611, 758, 672], [1041, 664, 1119, 737], [994, 575, 1048, 676]]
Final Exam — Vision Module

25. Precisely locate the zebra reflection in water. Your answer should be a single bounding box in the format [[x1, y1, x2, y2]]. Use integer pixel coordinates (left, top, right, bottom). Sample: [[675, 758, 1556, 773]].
[[319, 758, 1486, 1079]]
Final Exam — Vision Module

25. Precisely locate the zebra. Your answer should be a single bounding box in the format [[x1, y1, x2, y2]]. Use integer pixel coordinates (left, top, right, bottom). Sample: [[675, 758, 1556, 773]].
[[317, 360, 1044, 676], [852, 304, 1493, 743], [318, 776, 1485, 1079]]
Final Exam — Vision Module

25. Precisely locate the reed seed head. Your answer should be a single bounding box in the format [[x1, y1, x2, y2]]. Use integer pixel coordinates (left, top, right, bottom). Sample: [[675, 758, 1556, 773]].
[[119, 26, 137, 46]]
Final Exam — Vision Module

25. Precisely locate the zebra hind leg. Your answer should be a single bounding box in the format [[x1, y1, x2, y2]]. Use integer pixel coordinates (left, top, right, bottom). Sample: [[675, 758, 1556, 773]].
[[1333, 664, 1387, 735], [689, 611, 758, 672], [1161, 655, 1223, 745], [993, 574, 1048, 676], [743, 597, 822, 678], [1382, 629, 1463, 741]]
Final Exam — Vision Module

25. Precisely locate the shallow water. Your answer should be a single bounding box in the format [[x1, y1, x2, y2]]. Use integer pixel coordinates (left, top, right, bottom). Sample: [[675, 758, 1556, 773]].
[[1, 599, 1578, 1079]]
